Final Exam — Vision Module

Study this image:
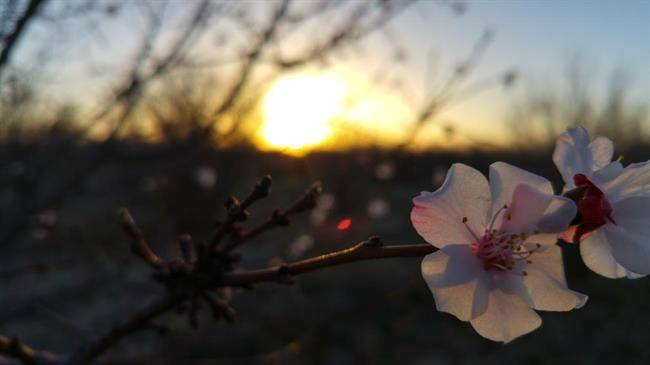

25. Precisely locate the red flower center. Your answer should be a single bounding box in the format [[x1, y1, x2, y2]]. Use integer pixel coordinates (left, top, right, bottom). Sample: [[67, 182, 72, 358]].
[[570, 174, 616, 243]]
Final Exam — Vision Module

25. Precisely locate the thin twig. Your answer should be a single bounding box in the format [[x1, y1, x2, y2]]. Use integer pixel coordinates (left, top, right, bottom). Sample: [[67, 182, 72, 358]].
[[218, 242, 436, 287], [0, 0, 46, 79], [119, 208, 163, 270], [217, 181, 322, 253], [0, 240, 434, 364], [209, 175, 273, 250], [69, 296, 178, 365]]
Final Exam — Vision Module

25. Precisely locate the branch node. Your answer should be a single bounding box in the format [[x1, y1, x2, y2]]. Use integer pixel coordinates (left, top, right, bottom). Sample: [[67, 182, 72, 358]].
[[177, 234, 194, 265], [363, 235, 384, 247], [287, 181, 323, 214], [271, 209, 290, 226], [277, 264, 295, 284]]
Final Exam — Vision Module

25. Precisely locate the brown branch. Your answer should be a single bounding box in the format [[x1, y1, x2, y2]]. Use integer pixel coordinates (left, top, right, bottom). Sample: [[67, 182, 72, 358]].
[[209, 175, 273, 250], [0, 335, 62, 365], [119, 208, 163, 270], [218, 242, 436, 287], [1, 240, 434, 364], [217, 181, 322, 253]]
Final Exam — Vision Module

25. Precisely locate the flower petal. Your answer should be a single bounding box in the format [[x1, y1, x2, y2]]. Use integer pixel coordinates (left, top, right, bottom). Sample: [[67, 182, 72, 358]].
[[603, 161, 650, 202], [499, 184, 551, 233], [605, 226, 650, 275], [589, 136, 615, 170], [580, 230, 628, 278], [537, 196, 577, 233], [592, 161, 623, 184], [529, 232, 561, 247], [553, 126, 594, 188], [412, 163, 490, 247], [521, 246, 587, 311], [489, 162, 553, 218], [469, 289, 541, 343], [421, 245, 490, 321]]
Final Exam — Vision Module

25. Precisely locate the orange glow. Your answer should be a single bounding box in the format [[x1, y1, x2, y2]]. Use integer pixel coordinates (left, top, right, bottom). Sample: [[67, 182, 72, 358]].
[[255, 67, 508, 153], [337, 218, 352, 230], [259, 73, 346, 154]]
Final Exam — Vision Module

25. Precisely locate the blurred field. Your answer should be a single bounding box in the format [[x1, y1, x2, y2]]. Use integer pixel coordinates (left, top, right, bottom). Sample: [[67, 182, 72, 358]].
[[2, 143, 650, 364]]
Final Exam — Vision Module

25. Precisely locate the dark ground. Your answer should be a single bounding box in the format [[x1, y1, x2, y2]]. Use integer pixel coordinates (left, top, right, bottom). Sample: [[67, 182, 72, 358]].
[[2, 143, 650, 364]]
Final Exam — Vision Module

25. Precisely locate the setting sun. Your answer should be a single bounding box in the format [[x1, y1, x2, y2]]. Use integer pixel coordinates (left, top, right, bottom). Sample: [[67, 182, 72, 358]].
[[260, 73, 346, 152]]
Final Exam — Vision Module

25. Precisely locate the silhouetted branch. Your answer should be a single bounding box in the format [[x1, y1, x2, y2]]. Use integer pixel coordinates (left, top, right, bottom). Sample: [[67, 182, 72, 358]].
[[209, 175, 274, 250], [0, 173, 437, 364], [207, 0, 290, 137], [217, 181, 322, 253], [69, 296, 178, 365], [119, 208, 164, 270], [0, 0, 46, 79], [0, 0, 213, 248]]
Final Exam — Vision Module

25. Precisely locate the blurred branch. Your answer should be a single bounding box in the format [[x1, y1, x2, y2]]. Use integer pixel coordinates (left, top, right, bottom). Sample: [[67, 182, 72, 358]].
[[119, 208, 164, 270], [0, 0, 46, 80], [209, 175, 274, 250], [206, 0, 290, 137], [0, 0, 214, 248], [272, 0, 415, 69], [69, 296, 178, 365], [396, 28, 503, 149], [0, 335, 61, 365]]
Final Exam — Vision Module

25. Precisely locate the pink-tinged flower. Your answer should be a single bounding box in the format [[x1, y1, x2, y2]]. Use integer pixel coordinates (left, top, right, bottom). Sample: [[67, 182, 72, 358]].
[[554, 126, 650, 279], [412, 162, 586, 343]]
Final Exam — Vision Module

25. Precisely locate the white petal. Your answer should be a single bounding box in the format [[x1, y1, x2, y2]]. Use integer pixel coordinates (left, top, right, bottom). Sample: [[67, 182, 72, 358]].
[[608, 198, 650, 277], [592, 161, 623, 184], [588, 136, 615, 171], [626, 270, 647, 279], [500, 184, 551, 233], [537, 196, 577, 233], [489, 162, 554, 218], [553, 126, 593, 188], [470, 289, 541, 343], [521, 245, 587, 311], [580, 230, 627, 278], [421, 245, 491, 321], [603, 161, 650, 202], [412, 163, 490, 247], [528, 232, 561, 247], [613, 196, 650, 226], [605, 226, 650, 275]]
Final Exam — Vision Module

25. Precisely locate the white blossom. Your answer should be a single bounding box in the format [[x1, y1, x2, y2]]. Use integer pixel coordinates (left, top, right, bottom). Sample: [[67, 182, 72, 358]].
[[553, 126, 650, 278], [412, 162, 585, 342]]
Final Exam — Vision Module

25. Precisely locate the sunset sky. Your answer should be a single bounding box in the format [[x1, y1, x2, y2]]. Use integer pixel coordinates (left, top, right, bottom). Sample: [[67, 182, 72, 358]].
[[16, 0, 650, 152]]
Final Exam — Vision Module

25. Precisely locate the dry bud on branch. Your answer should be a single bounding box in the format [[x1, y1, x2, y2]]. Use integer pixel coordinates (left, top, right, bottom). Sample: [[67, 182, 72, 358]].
[[1, 175, 434, 365]]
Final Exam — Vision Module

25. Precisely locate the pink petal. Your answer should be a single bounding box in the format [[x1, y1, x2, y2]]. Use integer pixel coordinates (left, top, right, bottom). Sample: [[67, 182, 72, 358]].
[[500, 184, 551, 233], [470, 289, 541, 343], [580, 230, 630, 279], [411, 163, 490, 248], [521, 246, 588, 310], [421, 245, 490, 321], [488, 162, 553, 219]]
